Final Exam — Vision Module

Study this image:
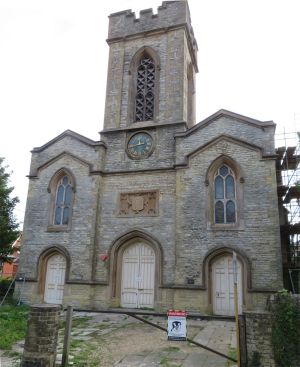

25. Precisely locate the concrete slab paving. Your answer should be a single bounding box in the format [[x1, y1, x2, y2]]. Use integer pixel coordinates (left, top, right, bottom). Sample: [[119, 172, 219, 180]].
[[167, 350, 188, 360], [181, 353, 209, 367], [143, 354, 164, 364], [111, 318, 236, 367], [1, 311, 237, 367]]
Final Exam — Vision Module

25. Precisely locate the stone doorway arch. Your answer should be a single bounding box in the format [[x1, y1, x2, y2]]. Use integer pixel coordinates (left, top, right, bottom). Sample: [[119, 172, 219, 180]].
[[203, 246, 251, 315], [110, 230, 163, 309], [37, 245, 70, 304], [211, 254, 243, 315], [44, 253, 66, 304]]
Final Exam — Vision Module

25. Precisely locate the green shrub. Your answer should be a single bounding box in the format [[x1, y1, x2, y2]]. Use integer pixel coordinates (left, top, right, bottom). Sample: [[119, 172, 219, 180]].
[[0, 277, 15, 297], [271, 290, 300, 367], [248, 351, 261, 367]]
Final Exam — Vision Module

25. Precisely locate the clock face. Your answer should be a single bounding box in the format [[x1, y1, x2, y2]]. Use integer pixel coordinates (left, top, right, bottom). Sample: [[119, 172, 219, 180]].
[[127, 132, 154, 159]]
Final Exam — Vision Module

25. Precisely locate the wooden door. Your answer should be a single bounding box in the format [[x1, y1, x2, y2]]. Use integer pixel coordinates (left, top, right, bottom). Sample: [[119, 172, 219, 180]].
[[44, 254, 66, 304], [212, 255, 242, 315], [121, 242, 155, 308]]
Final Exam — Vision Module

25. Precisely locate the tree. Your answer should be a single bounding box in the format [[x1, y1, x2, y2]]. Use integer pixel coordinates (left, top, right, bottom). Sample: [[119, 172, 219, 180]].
[[0, 157, 19, 263]]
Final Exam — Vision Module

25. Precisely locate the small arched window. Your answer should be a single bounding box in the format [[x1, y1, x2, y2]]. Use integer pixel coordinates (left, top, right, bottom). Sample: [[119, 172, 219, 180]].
[[135, 52, 155, 122], [214, 165, 236, 224], [54, 175, 73, 225]]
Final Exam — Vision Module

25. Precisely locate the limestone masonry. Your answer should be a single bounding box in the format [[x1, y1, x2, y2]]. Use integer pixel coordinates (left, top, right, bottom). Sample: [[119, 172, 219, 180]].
[[16, 1, 282, 315]]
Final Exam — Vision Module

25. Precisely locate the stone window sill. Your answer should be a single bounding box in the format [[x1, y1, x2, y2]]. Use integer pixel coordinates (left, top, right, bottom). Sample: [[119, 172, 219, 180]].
[[207, 221, 244, 231], [47, 225, 70, 232]]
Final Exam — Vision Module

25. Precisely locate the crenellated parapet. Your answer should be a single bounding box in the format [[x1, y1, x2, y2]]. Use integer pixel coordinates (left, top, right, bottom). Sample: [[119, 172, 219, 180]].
[[108, 1, 197, 58]]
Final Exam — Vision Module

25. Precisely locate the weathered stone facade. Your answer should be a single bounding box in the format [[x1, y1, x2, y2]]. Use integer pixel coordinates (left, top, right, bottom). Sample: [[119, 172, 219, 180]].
[[16, 1, 282, 314]]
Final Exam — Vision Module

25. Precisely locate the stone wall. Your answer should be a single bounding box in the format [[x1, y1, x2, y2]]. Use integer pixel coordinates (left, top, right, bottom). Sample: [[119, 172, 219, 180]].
[[21, 304, 61, 367], [244, 311, 275, 367], [174, 125, 282, 295], [244, 295, 300, 367]]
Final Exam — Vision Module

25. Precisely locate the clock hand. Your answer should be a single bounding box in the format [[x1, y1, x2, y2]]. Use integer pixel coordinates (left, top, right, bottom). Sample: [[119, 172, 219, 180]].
[[128, 142, 146, 148]]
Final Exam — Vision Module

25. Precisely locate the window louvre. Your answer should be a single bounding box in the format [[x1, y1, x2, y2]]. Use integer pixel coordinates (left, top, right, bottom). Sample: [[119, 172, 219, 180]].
[[135, 54, 155, 121]]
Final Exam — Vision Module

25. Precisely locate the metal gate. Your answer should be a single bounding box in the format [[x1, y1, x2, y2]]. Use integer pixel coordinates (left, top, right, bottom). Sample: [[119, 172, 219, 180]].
[[61, 308, 245, 366]]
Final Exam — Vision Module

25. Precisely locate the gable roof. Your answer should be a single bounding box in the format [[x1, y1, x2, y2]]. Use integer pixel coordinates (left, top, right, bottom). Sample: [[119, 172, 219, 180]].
[[31, 129, 106, 153], [175, 109, 275, 138], [174, 134, 268, 169]]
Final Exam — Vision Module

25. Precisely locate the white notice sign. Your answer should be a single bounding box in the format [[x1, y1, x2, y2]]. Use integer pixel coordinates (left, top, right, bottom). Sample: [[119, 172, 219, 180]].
[[167, 310, 187, 341]]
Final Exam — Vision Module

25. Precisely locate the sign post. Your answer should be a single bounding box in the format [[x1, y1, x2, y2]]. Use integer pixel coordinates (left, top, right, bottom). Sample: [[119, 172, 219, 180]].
[[167, 310, 187, 341], [233, 251, 240, 367]]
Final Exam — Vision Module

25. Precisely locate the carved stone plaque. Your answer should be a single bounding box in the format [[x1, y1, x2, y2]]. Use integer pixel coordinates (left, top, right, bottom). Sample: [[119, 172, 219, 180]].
[[119, 190, 158, 216]]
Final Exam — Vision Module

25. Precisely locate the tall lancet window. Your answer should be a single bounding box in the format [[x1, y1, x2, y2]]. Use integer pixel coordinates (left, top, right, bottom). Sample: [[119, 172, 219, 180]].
[[48, 168, 75, 231], [135, 53, 155, 122], [214, 165, 236, 224], [54, 175, 73, 225]]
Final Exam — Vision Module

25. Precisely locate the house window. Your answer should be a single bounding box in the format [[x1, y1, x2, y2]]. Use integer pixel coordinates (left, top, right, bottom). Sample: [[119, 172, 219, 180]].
[[53, 175, 73, 225], [135, 52, 155, 122], [214, 165, 236, 224]]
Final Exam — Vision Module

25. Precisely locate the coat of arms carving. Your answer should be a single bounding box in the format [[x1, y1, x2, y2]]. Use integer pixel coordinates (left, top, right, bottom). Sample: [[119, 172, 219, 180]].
[[131, 196, 144, 212], [119, 190, 158, 216]]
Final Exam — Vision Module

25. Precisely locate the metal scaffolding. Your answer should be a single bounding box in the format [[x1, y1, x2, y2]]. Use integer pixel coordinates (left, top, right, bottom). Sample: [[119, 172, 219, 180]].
[[276, 130, 300, 293]]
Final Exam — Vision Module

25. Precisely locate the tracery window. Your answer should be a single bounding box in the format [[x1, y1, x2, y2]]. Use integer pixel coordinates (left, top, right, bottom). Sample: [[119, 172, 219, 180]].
[[53, 175, 73, 225], [135, 53, 155, 122], [214, 165, 236, 224]]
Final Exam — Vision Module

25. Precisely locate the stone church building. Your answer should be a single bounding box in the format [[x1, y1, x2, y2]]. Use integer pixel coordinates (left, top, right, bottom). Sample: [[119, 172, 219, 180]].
[[16, 1, 282, 315]]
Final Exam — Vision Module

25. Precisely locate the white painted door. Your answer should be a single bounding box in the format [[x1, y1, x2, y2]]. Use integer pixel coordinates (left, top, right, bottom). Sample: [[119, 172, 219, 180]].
[[44, 254, 66, 304], [121, 242, 155, 308], [212, 255, 242, 316]]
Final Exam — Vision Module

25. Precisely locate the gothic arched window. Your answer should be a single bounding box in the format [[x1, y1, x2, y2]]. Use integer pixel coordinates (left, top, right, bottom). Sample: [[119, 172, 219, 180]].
[[214, 165, 236, 224], [54, 175, 73, 225], [48, 169, 75, 230], [135, 53, 155, 122]]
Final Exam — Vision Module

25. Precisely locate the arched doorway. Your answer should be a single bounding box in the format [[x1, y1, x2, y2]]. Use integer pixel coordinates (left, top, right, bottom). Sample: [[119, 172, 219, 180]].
[[44, 253, 66, 304], [212, 255, 242, 316], [121, 241, 155, 308]]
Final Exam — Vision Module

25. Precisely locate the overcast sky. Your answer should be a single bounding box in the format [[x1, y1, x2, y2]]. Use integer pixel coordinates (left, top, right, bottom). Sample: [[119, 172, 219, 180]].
[[0, 0, 299, 226]]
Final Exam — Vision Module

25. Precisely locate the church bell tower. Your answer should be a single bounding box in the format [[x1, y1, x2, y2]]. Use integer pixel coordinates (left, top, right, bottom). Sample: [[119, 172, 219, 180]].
[[103, 1, 198, 132]]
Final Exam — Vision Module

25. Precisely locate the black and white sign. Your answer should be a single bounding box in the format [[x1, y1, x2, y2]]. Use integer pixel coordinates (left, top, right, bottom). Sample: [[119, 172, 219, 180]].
[[167, 310, 187, 341]]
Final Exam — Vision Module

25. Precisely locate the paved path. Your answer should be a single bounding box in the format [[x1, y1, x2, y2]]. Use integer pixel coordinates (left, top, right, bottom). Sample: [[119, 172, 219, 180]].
[[113, 320, 236, 367], [0, 313, 237, 367]]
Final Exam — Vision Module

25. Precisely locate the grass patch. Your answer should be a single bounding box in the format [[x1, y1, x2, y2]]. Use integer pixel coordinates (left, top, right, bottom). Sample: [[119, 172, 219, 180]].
[[160, 356, 181, 366], [163, 346, 180, 352], [72, 341, 100, 367], [71, 316, 93, 328], [59, 316, 94, 332], [225, 346, 237, 366], [73, 349, 98, 367], [70, 339, 82, 349], [0, 304, 29, 350], [97, 323, 113, 330], [160, 356, 169, 365]]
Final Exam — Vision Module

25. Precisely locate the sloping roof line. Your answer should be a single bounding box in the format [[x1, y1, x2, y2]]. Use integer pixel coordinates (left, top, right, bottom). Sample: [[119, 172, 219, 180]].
[[31, 129, 106, 153], [175, 134, 273, 169], [30, 151, 93, 177], [175, 109, 275, 138], [187, 134, 263, 160]]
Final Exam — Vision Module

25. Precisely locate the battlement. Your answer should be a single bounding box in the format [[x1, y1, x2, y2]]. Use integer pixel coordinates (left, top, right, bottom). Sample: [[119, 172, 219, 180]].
[[108, 1, 197, 54]]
